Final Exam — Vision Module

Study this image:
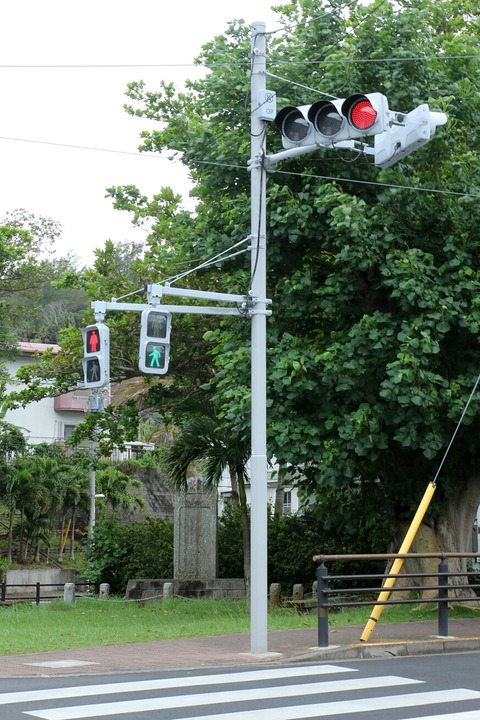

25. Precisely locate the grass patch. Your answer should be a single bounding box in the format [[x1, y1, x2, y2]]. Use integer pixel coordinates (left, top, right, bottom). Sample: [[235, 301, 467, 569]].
[[0, 597, 479, 656]]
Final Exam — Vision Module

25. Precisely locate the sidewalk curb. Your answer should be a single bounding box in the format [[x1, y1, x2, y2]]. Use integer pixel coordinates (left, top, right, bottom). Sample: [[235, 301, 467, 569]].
[[286, 636, 480, 663]]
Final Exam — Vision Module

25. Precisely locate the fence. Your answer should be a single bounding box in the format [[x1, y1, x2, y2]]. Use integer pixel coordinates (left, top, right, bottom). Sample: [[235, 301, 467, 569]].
[[0, 582, 99, 605], [314, 552, 480, 648]]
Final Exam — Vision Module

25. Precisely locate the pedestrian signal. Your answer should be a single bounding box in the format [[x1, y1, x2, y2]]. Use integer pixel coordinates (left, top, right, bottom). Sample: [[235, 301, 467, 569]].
[[139, 309, 172, 375], [82, 324, 110, 388]]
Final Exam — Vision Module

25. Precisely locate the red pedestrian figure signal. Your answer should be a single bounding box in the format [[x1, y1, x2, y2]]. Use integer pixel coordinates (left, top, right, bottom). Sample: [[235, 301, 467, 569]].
[[86, 327, 100, 353], [82, 323, 110, 388]]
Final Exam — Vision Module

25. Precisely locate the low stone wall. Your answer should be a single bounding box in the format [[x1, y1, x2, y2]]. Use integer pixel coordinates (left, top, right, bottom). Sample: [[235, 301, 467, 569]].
[[5, 568, 77, 596], [125, 578, 245, 601]]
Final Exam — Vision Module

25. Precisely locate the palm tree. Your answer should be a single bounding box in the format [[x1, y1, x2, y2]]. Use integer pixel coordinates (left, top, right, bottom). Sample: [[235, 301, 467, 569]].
[[96, 464, 145, 518], [0, 421, 27, 560], [163, 414, 251, 593], [57, 466, 89, 562], [21, 456, 60, 562]]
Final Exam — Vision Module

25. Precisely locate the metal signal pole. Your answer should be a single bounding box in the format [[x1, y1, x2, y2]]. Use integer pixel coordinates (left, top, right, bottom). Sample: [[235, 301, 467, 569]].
[[249, 21, 269, 656]]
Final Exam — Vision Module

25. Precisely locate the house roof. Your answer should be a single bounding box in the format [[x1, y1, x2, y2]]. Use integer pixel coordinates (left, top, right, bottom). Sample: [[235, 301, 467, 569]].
[[17, 342, 60, 355]]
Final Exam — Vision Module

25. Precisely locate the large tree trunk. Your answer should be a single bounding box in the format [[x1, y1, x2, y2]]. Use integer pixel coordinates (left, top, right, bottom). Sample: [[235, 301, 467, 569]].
[[391, 475, 480, 601]]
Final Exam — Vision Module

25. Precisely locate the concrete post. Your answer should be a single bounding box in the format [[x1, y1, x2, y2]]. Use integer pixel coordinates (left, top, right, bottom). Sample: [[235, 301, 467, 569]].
[[292, 584, 304, 601], [163, 582, 174, 598], [99, 583, 110, 599], [269, 583, 281, 607], [64, 583, 75, 603]]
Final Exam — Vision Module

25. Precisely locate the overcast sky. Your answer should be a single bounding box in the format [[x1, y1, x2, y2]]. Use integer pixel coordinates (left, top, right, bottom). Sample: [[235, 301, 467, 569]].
[[0, 1, 281, 266]]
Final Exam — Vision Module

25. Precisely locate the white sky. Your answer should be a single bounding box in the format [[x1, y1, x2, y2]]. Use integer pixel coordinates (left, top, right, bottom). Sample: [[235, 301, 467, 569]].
[[0, 1, 280, 266]]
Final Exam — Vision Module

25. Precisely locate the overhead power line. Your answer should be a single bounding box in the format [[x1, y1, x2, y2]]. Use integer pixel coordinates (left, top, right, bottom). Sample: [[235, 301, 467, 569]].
[[0, 136, 166, 159], [1, 134, 478, 201], [0, 54, 479, 70]]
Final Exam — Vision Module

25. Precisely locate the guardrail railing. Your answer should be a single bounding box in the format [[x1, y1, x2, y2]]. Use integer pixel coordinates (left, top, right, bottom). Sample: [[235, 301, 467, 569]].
[[313, 552, 480, 647]]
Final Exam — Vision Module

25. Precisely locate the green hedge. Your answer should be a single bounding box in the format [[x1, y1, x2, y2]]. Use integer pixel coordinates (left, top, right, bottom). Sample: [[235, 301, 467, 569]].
[[84, 503, 385, 595], [83, 517, 173, 594]]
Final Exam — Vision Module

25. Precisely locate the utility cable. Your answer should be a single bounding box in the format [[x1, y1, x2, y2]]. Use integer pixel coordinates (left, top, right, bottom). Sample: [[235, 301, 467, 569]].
[[248, 152, 266, 292], [164, 237, 251, 285], [3, 135, 480, 202], [266, 71, 339, 99], [274, 168, 480, 200], [431, 371, 480, 486]]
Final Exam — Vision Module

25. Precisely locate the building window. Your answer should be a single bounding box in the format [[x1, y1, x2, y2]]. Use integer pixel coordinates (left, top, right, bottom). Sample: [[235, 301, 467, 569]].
[[63, 424, 76, 440], [283, 490, 292, 515]]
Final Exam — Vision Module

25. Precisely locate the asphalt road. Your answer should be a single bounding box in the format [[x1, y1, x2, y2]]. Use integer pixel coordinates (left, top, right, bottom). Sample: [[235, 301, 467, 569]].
[[0, 653, 480, 719]]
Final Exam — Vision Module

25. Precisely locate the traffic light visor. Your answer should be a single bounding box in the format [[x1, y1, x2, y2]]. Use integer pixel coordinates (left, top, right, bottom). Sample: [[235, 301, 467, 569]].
[[275, 106, 310, 142], [343, 94, 377, 130], [309, 101, 344, 137]]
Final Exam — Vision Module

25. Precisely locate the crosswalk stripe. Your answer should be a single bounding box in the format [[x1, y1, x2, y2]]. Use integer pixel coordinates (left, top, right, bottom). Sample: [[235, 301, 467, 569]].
[[25, 688, 480, 720], [397, 712, 480, 720], [24, 675, 423, 720], [0, 664, 355, 705]]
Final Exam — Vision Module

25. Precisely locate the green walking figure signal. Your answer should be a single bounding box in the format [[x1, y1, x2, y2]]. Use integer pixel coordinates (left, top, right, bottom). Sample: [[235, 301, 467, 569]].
[[146, 342, 166, 369], [139, 309, 172, 374]]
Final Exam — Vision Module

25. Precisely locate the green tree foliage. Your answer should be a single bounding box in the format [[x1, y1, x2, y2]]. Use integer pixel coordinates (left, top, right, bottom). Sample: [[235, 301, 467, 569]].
[[0, 210, 81, 344], [108, 0, 480, 560], [83, 517, 174, 594], [218, 502, 385, 591], [0, 445, 91, 563], [9, 1, 480, 566]]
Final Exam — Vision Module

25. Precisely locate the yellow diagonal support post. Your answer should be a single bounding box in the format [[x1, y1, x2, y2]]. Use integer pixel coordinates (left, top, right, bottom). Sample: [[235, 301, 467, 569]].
[[360, 481, 437, 642]]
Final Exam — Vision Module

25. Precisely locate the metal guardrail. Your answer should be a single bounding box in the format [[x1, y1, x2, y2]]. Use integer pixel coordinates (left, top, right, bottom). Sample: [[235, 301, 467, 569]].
[[313, 552, 480, 648], [0, 582, 97, 605]]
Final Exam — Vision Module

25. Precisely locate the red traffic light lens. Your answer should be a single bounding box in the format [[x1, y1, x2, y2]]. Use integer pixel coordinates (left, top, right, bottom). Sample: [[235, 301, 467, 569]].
[[349, 99, 377, 130]]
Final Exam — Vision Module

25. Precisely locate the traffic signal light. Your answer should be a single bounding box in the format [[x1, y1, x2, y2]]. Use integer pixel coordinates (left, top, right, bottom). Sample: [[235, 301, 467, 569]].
[[82, 324, 110, 388], [139, 309, 172, 375], [274, 92, 390, 148]]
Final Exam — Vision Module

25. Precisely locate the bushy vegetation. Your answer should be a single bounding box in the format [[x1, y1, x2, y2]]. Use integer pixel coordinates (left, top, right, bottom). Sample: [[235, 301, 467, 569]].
[[83, 517, 174, 593], [83, 497, 387, 597], [219, 503, 385, 595]]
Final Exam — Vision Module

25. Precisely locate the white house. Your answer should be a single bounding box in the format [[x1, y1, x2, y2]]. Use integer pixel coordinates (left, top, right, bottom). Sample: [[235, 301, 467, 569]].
[[4, 342, 301, 517], [217, 463, 301, 516], [3, 342, 91, 444]]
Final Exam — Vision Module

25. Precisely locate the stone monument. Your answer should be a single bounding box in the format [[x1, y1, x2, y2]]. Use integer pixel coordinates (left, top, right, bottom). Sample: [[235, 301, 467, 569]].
[[125, 475, 245, 601], [174, 476, 218, 587]]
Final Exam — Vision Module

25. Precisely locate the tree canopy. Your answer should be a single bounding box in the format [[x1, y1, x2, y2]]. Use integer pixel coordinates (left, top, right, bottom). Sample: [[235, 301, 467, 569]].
[[13, 0, 480, 555]]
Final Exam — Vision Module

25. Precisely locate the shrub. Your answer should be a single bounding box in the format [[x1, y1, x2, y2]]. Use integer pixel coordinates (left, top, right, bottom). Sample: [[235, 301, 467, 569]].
[[82, 516, 173, 594]]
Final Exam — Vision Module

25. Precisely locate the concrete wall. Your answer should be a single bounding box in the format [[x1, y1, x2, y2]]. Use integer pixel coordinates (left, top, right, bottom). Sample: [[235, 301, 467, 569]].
[[5, 568, 77, 595]]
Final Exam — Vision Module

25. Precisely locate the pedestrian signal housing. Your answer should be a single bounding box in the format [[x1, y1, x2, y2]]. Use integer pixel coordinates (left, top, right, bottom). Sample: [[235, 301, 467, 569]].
[[139, 308, 172, 375], [82, 323, 110, 388]]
